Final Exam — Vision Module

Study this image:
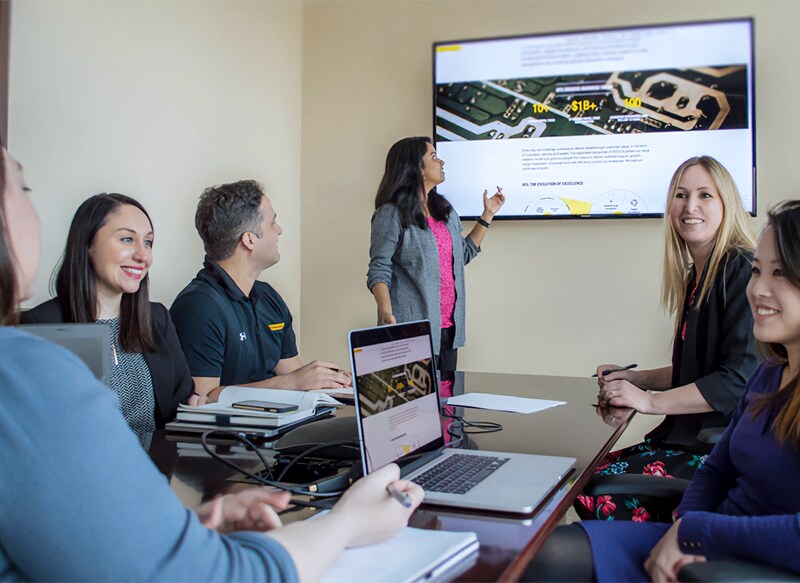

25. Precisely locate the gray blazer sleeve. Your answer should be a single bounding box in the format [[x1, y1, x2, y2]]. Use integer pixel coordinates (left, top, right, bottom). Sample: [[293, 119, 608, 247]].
[[456, 211, 480, 266], [367, 204, 403, 291]]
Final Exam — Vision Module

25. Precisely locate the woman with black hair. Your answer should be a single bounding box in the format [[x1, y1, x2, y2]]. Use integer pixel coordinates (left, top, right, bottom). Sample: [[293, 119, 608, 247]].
[[367, 136, 505, 372], [21, 193, 194, 436]]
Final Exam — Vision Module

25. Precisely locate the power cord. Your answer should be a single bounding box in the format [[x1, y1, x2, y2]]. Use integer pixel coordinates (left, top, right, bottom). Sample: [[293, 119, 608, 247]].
[[200, 414, 502, 503], [274, 441, 360, 483], [442, 411, 503, 435], [200, 430, 356, 501]]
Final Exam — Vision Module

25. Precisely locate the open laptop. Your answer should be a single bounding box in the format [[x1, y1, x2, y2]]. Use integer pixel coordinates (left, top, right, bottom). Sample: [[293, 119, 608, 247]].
[[18, 323, 111, 386], [348, 320, 575, 514]]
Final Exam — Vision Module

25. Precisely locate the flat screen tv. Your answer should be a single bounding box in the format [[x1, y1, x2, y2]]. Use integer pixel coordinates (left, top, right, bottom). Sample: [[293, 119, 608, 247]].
[[433, 19, 755, 219]]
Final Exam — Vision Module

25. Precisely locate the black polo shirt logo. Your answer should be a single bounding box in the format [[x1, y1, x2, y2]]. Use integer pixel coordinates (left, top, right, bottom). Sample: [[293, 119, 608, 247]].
[[170, 260, 299, 386]]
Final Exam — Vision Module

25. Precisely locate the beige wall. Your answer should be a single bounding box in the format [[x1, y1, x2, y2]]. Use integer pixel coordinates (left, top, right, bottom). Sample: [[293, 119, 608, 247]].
[[10, 1, 800, 381], [10, 0, 304, 318], [300, 0, 800, 377]]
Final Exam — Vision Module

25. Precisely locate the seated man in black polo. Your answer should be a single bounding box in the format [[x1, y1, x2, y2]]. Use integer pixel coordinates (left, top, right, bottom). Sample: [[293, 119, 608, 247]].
[[170, 180, 351, 401]]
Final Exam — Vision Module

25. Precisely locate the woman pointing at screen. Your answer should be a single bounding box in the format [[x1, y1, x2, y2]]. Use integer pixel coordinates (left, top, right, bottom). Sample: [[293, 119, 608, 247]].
[[367, 136, 505, 375]]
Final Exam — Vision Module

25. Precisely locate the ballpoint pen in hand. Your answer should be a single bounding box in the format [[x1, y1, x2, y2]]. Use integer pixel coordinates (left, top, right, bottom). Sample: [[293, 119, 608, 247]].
[[386, 483, 413, 508], [591, 363, 638, 378]]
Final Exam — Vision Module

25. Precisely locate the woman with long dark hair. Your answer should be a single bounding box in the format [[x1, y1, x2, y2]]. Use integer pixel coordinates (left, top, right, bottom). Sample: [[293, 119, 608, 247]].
[[525, 201, 800, 582], [367, 136, 505, 372], [21, 193, 193, 435]]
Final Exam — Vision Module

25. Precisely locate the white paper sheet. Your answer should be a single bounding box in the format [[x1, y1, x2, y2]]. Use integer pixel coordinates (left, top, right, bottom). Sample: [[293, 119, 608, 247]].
[[321, 527, 478, 583], [446, 392, 565, 414]]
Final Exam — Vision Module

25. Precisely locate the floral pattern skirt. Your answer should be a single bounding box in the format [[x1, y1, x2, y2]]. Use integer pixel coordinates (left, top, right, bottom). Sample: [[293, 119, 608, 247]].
[[575, 439, 707, 522]]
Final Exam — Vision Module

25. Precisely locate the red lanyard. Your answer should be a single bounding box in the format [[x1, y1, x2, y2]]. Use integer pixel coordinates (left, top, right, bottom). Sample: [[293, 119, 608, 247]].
[[681, 282, 700, 341]]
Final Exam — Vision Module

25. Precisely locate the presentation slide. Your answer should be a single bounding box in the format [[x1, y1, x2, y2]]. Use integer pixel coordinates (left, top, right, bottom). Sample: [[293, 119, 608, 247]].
[[353, 336, 442, 471], [433, 20, 754, 219]]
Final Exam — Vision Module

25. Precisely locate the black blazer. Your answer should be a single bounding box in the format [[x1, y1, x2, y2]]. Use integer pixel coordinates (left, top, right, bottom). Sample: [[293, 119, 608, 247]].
[[647, 248, 758, 450], [21, 298, 194, 428]]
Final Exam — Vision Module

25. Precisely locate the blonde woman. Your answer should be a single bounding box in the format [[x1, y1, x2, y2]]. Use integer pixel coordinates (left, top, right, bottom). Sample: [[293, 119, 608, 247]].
[[578, 156, 758, 522]]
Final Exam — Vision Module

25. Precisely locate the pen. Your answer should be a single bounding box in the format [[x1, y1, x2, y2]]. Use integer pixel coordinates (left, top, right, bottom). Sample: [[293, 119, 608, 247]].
[[386, 483, 412, 508], [591, 363, 638, 378]]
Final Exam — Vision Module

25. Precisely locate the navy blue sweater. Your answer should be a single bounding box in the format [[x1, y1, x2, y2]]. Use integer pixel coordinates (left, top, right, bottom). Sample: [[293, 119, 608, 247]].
[[677, 362, 800, 569]]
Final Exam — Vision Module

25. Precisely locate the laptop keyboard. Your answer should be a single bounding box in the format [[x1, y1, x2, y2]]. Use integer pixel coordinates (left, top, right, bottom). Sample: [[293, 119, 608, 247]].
[[412, 453, 510, 495]]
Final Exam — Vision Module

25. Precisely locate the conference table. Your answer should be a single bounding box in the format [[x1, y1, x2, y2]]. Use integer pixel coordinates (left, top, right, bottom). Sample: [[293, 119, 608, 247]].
[[148, 372, 634, 582]]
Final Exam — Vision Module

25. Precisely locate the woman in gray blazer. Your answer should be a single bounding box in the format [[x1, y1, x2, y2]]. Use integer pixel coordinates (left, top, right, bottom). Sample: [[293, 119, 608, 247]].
[[367, 136, 505, 373]]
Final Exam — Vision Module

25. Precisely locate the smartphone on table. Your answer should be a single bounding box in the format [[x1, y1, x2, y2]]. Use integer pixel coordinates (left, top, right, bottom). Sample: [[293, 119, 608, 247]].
[[231, 400, 299, 413]]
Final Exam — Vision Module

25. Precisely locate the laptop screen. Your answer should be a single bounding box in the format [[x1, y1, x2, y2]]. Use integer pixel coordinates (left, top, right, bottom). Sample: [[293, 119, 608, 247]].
[[18, 323, 111, 386], [349, 321, 444, 473]]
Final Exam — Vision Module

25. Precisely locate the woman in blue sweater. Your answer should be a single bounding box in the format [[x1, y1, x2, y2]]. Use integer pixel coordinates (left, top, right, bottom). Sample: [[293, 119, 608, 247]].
[[0, 146, 423, 581], [525, 200, 800, 582]]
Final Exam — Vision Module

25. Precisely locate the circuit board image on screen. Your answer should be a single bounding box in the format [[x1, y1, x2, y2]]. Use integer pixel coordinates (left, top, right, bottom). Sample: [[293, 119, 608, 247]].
[[436, 65, 748, 142], [433, 19, 755, 219]]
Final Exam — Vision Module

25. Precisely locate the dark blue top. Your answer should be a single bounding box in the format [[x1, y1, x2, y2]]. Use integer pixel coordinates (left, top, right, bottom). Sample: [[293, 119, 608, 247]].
[[170, 259, 298, 386], [0, 326, 297, 581], [581, 361, 800, 581], [676, 361, 800, 568]]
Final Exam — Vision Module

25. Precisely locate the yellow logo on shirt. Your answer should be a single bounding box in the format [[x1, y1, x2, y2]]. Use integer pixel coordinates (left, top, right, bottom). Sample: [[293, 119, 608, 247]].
[[268, 322, 285, 331]]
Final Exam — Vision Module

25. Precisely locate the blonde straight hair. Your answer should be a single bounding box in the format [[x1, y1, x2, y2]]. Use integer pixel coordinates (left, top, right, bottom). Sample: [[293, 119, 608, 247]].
[[661, 156, 756, 326]]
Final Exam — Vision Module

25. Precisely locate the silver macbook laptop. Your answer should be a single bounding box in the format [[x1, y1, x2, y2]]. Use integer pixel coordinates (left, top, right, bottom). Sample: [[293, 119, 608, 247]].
[[349, 320, 575, 514], [19, 323, 111, 386]]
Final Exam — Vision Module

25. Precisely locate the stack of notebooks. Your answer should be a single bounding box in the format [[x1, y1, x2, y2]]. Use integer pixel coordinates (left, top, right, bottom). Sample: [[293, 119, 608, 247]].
[[166, 387, 344, 437]]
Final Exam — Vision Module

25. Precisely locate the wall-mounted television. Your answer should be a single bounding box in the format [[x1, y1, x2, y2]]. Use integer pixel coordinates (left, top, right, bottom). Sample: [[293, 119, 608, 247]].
[[433, 19, 755, 219]]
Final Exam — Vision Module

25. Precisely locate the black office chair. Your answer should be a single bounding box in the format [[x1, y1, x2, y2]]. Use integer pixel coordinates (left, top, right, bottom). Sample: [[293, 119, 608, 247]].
[[582, 427, 723, 521], [582, 473, 689, 521], [677, 561, 800, 582]]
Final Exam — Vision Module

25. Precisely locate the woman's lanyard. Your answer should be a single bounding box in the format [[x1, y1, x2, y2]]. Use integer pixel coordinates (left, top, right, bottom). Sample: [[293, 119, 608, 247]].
[[681, 280, 700, 341]]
